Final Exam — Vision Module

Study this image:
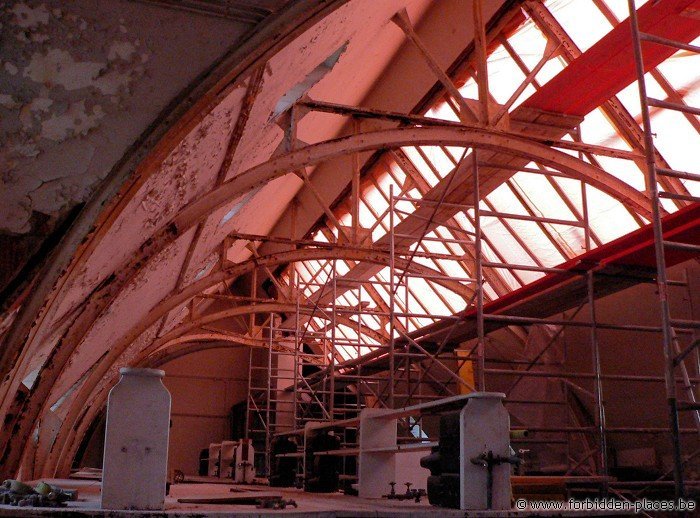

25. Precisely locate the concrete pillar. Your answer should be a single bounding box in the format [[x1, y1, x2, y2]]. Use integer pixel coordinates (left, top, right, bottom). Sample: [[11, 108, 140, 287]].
[[101, 368, 171, 510]]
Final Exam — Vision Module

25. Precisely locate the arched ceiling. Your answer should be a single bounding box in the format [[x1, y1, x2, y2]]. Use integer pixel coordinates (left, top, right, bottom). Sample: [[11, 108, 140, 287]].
[[0, 0, 698, 479]]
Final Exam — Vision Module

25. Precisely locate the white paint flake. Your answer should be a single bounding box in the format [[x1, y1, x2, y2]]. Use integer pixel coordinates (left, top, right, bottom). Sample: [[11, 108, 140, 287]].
[[11, 2, 50, 29], [41, 101, 105, 141], [24, 49, 105, 90]]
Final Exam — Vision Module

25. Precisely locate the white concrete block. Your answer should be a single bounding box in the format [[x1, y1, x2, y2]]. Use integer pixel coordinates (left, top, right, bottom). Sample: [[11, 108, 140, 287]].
[[101, 368, 171, 510]]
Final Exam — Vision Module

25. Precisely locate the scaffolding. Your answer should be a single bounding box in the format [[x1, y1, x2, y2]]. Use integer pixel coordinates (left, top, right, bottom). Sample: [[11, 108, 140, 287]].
[[245, 140, 699, 486], [239, 1, 700, 491], [627, 0, 700, 499]]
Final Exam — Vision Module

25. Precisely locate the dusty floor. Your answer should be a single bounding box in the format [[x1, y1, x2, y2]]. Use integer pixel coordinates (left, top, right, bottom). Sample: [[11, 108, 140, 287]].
[[0, 479, 627, 517]]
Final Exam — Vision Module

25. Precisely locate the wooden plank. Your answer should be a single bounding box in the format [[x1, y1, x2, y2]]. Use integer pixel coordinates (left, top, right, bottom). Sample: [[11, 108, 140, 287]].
[[177, 492, 283, 504]]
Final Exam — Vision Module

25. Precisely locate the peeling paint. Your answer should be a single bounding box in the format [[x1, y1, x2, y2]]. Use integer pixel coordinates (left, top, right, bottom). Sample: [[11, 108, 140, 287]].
[[107, 41, 136, 62], [4, 62, 18, 75], [23, 49, 105, 90], [0, 1, 151, 233], [0, 94, 19, 109], [40, 100, 104, 141], [11, 2, 49, 29]]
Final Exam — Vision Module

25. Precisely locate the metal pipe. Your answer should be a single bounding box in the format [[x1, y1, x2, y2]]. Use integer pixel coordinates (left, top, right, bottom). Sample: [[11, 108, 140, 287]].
[[474, 150, 485, 391], [638, 31, 700, 54], [392, 195, 472, 210], [588, 271, 608, 477], [484, 313, 674, 333], [389, 184, 396, 408], [486, 368, 700, 383], [513, 426, 698, 434], [479, 210, 585, 227], [482, 261, 571, 274]]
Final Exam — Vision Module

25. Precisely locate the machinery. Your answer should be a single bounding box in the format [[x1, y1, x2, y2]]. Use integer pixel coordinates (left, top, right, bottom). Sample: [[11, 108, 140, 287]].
[[420, 412, 461, 508], [420, 393, 513, 510], [269, 436, 299, 487], [232, 439, 255, 483], [206, 440, 255, 483], [304, 429, 341, 492]]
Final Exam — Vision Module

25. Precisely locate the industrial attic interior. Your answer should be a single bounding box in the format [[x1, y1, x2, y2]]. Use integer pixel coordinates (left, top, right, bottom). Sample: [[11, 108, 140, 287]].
[[0, 0, 699, 515]]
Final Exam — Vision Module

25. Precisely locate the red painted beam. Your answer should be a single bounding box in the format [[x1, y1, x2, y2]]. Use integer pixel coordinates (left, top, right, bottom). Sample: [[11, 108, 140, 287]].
[[481, 202, 700, 317], [390, 203, 700, 348], [523, 0, 700, 116], [323, 205, 699, 375]]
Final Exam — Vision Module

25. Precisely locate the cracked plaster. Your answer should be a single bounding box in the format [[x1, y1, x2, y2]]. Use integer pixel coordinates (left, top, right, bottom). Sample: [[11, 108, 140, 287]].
[[0, 0, 247, 235]]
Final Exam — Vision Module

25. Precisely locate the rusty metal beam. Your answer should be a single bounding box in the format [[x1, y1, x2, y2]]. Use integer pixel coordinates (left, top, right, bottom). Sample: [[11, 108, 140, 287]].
[[11, 125, 654, 480], [391, 8, 478, 124]]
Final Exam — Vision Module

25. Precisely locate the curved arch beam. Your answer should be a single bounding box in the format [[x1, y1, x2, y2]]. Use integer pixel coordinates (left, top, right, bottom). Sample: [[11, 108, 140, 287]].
[[42, 247, 390, 475], [17, 126, 653, 479], [171, 126, 653, 235], [148, 301, 389, 355], [44, 244, 471, 475], [56, 336, 282, 476], [142, 340, 253, 368], [152, 333, 324, 364], [0, 0, 350, 433]]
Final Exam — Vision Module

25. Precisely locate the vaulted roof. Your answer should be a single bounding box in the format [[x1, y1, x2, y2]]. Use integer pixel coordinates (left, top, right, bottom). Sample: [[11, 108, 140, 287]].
[[0, 0, 698, 479]]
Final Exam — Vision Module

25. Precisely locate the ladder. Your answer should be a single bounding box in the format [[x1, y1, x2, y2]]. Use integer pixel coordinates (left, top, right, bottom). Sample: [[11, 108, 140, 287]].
[[627, 0, 700, 499]]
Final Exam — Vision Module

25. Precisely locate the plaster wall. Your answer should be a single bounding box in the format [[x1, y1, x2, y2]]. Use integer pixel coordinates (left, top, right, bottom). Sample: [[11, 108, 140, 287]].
[[561, 261, 700, 473], [263, 0, 506, 255], [162, 347, 249, 476], [0, 0, 249, 235]]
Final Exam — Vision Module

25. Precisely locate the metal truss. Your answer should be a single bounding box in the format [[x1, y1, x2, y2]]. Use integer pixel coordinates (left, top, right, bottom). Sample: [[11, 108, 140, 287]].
[[5, 0, 698, 488]]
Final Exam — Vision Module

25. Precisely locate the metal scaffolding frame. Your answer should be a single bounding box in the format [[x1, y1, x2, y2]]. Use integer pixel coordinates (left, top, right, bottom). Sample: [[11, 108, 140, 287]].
[[627, 0, 700, 499], [244, 147, 698, 489], [237, 118, 697, 485], [235, 0, 700, 492]]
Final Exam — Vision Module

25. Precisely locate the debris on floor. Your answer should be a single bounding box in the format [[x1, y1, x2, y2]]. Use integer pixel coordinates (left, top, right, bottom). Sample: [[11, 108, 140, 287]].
[[256, 497, 298, 509], [0, 480, 77, 507]]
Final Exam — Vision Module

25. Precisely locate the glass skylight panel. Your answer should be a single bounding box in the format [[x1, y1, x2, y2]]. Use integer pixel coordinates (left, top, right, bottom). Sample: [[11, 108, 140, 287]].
[[648, 105, 700, 184], [508, 83, 539, 112], [486, 182, 531, 216], [599, 0, 650, 23], [511, 174, 578, 221], [533, 53, 566, 86], [334, 260, 350, 276], [595, 155, 646, 192], [444, 145, 468, 163], [458, 76, 478, 101], [425, 99, 460, 122], [363, 176, 389, 211], [357, 199, 376, 228], [434, 254, 471, 278], [656, 40, 700, 93], [338, 211, 351, 227], [419, 146, 454, 177], [486, 44, 528, 105], [433, 225, 473, 257], [401, 146, 440, 186], [505, 17, 548, 71], [547, 175, 585, 214], [552, 224, 588, 256], [585, 188, 643, 242], [284, 0, 699, 363], [490, 216, 561, 266], [579, 107, 634, 152], [297, 264, 311, 283], [546, 0, 613, 53], [360, 314, 381, 332]]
